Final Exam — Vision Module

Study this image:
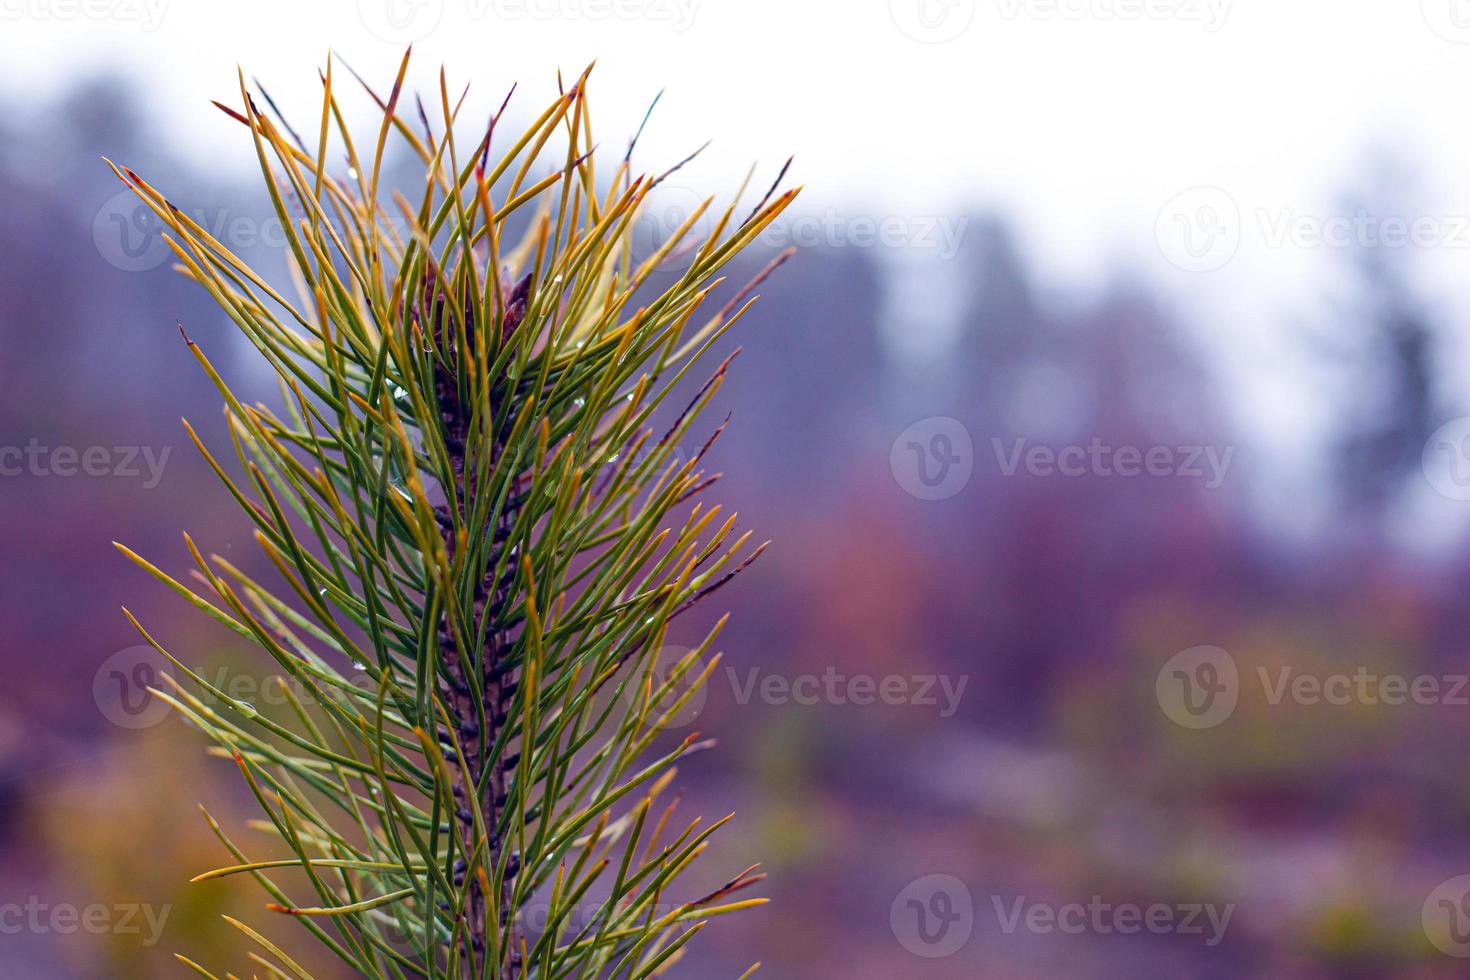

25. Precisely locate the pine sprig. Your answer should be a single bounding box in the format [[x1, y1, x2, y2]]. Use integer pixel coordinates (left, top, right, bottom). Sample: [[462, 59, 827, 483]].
[[112, 50, 796, 979]]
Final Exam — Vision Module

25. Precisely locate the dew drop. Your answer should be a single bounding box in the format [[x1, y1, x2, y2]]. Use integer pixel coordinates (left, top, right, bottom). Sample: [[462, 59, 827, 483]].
[[347, 166, 359, 181], [352, 661, 367, 671], [235, 701, 258, 718], [392, 385, 409, 402]]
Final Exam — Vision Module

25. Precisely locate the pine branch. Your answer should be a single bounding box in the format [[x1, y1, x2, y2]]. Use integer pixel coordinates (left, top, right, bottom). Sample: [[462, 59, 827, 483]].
[[430, 267, 526, 977], [112, 50, 797, 980]]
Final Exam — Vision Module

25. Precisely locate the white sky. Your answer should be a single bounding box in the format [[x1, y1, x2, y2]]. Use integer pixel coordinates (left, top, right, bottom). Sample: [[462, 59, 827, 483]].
[[8, 0, 1470, 538], [4, 1, 1467, 224], [6, 0, 1470, 289]]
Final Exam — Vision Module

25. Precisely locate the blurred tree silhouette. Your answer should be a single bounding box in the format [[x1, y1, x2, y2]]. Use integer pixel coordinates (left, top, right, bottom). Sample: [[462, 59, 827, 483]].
[[1327, 152, 1443, 521]]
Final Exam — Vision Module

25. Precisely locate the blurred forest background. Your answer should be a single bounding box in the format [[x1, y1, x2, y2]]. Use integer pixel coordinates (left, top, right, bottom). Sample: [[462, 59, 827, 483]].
[[7, 75, 1470, 978]]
